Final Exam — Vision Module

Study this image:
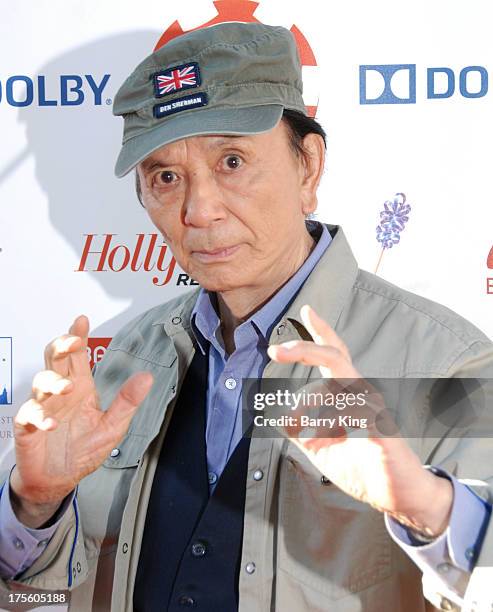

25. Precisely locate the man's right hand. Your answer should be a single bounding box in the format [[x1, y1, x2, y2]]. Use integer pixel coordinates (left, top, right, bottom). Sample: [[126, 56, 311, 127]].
[[10, 315, 154, 528]]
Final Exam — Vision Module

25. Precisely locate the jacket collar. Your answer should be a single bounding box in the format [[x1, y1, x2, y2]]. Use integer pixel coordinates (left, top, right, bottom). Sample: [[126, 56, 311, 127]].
[[271, 224, 358, 343], [154, 287, 201, 337]]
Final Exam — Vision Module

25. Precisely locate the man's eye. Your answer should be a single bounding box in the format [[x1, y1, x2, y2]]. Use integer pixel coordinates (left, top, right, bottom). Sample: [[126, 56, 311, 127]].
[[224, 155, 242, 170], [155, 170, 177, 185]]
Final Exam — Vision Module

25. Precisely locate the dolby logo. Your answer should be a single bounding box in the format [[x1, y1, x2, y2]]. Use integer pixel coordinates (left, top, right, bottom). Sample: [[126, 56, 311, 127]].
[[360, 64, 489, 104]]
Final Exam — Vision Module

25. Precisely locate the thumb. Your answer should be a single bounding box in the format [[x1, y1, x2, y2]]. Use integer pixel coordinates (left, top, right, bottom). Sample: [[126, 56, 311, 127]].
[[102, 372, 154, 432]]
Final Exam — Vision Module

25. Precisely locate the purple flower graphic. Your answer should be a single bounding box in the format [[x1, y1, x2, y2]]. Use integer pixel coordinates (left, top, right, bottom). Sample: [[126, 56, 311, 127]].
[[378, 197, 411, 232], [375, 193, 411, 273], [376, 224, 401, 249]]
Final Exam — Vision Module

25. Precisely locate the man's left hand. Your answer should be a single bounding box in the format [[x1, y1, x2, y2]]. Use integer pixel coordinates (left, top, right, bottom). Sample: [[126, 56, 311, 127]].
[[267, 305, 453, 538]]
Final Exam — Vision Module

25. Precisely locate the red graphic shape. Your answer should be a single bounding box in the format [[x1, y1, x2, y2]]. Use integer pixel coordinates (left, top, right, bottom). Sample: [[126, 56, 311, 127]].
[[487, 245, 493, 269], [154, 0, 318, 117], [87, 337, 111, 370]]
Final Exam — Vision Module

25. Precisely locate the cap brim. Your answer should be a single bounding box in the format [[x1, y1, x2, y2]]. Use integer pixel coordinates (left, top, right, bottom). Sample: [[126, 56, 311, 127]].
[[115, 104, 284, 178]]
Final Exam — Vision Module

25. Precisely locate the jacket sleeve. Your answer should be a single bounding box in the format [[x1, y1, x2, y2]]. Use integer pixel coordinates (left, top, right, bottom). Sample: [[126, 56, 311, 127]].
[[0, 490, 88, 599], [386, 470, 490, 611], [0, 474, 76, 580], [417, 340, 493, 611], [0, 359, 105, 599]]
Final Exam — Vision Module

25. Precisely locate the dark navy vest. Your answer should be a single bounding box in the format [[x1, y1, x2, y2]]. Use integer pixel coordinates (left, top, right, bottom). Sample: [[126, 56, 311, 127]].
[[133, 348, 251, 612]]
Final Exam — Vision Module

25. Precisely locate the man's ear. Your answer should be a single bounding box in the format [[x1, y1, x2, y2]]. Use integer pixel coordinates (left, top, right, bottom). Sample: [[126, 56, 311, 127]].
[[135, 168, 145, 208], [298, 133, 325, 216]]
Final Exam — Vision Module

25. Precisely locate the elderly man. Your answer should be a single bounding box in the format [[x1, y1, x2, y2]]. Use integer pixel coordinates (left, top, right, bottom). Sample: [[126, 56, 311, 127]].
[[0, 22, 492, 612]]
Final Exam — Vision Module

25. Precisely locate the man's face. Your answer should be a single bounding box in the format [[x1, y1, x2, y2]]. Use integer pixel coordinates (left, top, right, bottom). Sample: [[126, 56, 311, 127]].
[[137, 120, 318, 293]]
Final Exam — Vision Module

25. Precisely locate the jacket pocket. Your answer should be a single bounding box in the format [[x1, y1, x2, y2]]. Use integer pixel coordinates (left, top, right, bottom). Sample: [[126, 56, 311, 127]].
[[277, 452, 393, 601], [77, 433, 150, 557], [102, 432, 150, 469]]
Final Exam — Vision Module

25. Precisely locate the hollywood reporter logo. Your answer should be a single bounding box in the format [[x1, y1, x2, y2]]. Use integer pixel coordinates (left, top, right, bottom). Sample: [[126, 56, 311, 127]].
[[360, 64, 488, 104], [76, 233, 199, 287]]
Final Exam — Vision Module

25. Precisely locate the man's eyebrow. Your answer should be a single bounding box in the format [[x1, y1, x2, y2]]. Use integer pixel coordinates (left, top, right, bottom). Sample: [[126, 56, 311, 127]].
[[140, 159, 168, 173]]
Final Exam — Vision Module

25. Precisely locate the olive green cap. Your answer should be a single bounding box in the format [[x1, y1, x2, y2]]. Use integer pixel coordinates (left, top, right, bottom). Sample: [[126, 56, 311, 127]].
[[113, 22, 306, 177]]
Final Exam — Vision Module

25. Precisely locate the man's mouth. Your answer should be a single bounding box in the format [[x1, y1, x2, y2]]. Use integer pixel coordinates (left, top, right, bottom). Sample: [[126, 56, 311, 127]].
[[192, 245, 242, 263]]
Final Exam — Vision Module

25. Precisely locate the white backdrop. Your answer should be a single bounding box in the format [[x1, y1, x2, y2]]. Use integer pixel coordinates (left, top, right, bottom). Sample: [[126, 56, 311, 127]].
[[0, 0, 492, 606]]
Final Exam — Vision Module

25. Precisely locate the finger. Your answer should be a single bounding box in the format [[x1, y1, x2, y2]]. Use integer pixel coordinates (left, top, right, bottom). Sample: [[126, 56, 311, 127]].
[[301, 430, 348, 452], [67, 315, 92, 377], [268, 341, 356, 379], [15, 399, 58, 432], [44, 334, 83, 376], [287, 430, 348, 461], [300, 305, 351, 361], [44, 315, 91, 378], [368, 405, 401, 439], [102, 372, 154, 434], [68, 315, 89, 346], [32, 370, 74, 401], [282, 416, 347, 443]]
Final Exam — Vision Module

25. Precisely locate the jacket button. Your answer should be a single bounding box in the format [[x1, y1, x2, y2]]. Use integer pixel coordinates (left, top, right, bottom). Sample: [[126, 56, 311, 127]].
[[276, 323, 286, 335], [245, 561, 256, 574], [439, 597, 454, 611], [191, 541, 206, 557], [178, 595, 195, 607], [253, 469, 264, 481], [172, 316, 182, 325], [122, 542, 129, 554], [110, 448, 120, 458]]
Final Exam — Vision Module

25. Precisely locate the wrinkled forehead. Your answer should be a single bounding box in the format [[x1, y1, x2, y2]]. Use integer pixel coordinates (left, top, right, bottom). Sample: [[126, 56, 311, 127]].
[[137, 123, 290, 171]]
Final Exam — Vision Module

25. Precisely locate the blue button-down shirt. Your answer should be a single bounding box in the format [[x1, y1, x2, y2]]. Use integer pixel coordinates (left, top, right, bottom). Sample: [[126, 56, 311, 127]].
[[191, 221, 332, 490]]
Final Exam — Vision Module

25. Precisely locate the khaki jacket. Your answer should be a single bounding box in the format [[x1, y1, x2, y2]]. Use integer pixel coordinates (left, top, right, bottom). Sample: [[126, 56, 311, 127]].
[[2, 225, 493, 612]]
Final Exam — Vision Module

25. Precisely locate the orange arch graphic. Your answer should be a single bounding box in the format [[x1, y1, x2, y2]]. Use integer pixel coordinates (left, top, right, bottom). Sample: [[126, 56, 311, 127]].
[[154, 0, 318, 117]]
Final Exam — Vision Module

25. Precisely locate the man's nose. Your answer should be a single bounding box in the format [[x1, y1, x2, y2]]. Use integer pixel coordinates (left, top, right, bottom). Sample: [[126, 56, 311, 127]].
[[183, 171, 226, 227]]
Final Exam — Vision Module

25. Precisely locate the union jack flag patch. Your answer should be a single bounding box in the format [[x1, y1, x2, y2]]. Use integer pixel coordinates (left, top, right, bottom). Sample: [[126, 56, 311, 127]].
[[152, 62, 201, 98]]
